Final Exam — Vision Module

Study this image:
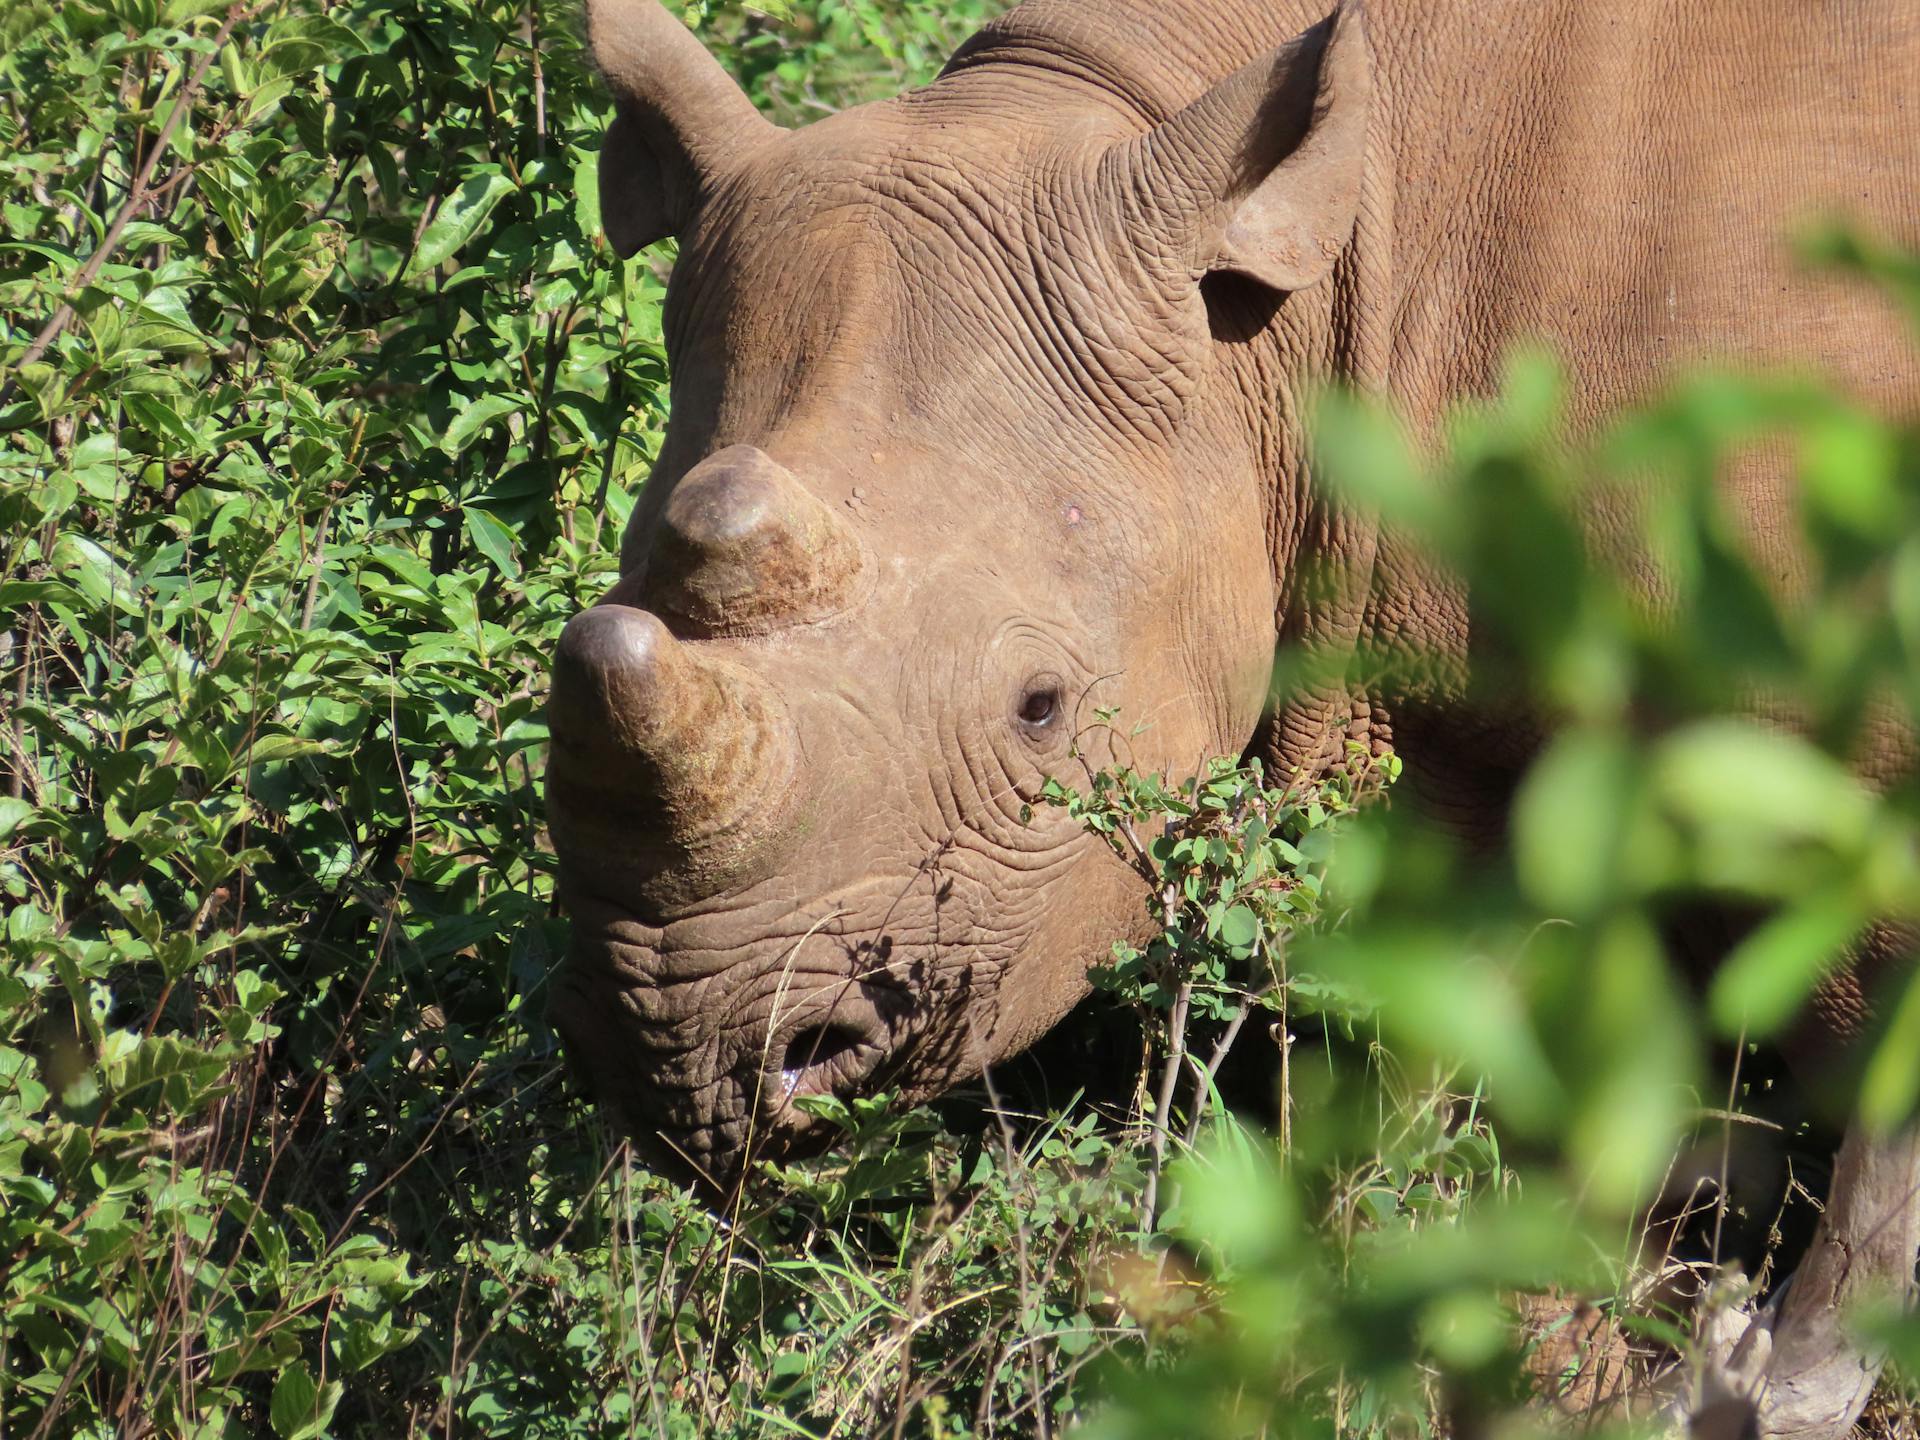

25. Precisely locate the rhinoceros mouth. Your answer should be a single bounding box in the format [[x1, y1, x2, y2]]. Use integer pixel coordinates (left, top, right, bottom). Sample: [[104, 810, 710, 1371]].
[[547, 914, 979, 1187]]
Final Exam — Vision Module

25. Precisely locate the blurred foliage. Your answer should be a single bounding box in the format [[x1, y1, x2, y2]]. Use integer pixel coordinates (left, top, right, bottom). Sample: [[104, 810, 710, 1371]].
[[1264, 238, 1920, 1431], [3, 0, 1919, 1435]]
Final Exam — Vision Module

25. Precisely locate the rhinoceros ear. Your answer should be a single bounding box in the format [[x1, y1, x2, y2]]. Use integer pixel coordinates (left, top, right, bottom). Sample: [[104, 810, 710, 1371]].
[[587, 0, 782, 256], [1117, 1, 1370, 292]]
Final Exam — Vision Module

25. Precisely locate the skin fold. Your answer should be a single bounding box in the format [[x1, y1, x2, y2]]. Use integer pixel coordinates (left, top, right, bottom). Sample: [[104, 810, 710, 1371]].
[[545, 0, 1920, 1194]]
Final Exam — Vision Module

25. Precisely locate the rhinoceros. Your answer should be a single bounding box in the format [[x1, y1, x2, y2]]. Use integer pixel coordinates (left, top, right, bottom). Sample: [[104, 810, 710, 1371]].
[[545, 0, 1918, 1423]]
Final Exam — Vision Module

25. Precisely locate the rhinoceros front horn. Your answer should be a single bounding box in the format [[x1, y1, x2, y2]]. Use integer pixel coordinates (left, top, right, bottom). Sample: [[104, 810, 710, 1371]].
[[547, 602, 797, 892], [646, 445, 866, 636]]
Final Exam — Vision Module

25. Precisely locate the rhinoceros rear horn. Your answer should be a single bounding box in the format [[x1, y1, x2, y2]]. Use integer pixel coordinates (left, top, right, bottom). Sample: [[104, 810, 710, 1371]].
[[1110, 0, 1371, 293], [587, 0, 782, 256], [647, 446, 867, 636]]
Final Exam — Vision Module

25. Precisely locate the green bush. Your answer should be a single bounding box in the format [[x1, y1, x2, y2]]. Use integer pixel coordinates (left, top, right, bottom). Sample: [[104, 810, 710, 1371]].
[[4, 1, 1919, 1435]]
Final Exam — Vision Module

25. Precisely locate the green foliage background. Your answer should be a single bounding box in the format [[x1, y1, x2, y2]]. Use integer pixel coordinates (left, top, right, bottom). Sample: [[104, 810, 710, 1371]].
[[4, 0, 1920, 1436], [0, 2, 1018, 1433]]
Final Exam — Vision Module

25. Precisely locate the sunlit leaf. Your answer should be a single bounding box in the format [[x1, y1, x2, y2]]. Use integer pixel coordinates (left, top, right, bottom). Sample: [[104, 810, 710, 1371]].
[[1860, 972, 1920, 1136], [406, 170, 516, 278], [1512, 727, 1636, 919], [1709, 891, 1872, 1037]]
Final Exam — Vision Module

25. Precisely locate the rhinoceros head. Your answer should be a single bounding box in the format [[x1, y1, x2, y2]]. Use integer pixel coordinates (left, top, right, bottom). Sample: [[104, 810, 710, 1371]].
[[547, 0, 1370, 1185]]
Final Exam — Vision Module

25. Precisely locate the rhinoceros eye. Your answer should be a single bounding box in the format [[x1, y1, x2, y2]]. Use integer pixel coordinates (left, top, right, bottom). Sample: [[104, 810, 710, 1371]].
[[1016, 680, 1062, 732]]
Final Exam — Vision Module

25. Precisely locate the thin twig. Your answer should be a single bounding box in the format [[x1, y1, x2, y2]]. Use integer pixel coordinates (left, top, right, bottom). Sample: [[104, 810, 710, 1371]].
[[7, 605, 36, 800], [977, 1053, 1051, 1440], [1708, 1027, 1746, 1283], [297, 504, 333, 631], [1141, 973, 1192, 1229], [526, 1, 546, 150], [1183, 994, 1260, 1149], [591, 369, 626, 517]]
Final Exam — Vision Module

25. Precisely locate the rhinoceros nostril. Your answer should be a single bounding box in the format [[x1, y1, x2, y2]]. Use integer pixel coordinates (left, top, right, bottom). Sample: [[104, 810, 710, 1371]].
[[778, 1021, 874, 1100]]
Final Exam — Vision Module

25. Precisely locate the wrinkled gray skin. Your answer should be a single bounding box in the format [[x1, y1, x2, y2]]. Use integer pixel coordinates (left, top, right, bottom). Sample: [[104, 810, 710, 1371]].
[[546, 0, 1919, 1205]]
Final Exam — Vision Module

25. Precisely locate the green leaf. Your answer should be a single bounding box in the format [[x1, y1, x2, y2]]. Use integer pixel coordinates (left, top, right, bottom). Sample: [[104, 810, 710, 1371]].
[[1653, 720, 1875, 863], [1801, 407, 1901, 536], [1310, 388, 1443, 536], [269, 1360, 341, 1440], [462, 507, 520, 578], [1861, 972, 1920, 1136], [0, 580, 87, 608], [572, 148, 602, 243], [122, 390, 201, 450], [1708, 892, 1870, 1037], [440, 393, 525, 455], [0, 796, 35, 840], [120, 288, 215, 354], [243, 735, 327, 766], [50, 533, 134, 609], [406, 171, 516, 277], [1216, 904, 1259, 953], [163, 0, 233, 21], [1512, 728, 1636, 919]]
